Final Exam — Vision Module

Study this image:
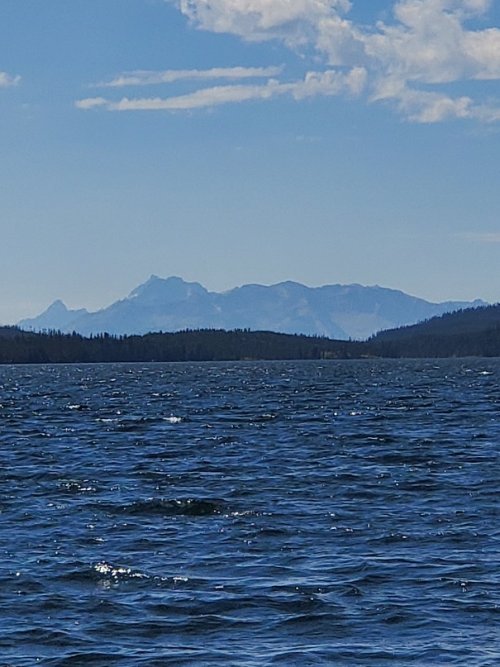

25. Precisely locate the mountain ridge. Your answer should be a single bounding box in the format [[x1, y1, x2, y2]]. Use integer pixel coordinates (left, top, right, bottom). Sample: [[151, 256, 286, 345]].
[[18, 276, 486, 340]]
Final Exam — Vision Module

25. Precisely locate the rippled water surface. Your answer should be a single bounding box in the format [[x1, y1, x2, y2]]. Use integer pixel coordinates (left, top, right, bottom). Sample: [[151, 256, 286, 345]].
[[1, 359, 499, 666]]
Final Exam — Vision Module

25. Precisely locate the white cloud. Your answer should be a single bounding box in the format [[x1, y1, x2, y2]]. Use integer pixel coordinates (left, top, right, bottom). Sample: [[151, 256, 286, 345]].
[[98, 65, 284, 87], [77, 67, 366, 111], [75, 97, 108, 110], [170, 0, 500, 122], [178, 0, 352, 45], [370, 77, 475, 122], [0, 71, 20, 87], [292, 67, 367, 99], [362, 0, 500, 85], [109, 82, 286, 111]]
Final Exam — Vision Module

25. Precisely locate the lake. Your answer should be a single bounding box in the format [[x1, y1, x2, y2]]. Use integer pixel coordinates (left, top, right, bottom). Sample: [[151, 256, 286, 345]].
[[0, 360, 498, 666]]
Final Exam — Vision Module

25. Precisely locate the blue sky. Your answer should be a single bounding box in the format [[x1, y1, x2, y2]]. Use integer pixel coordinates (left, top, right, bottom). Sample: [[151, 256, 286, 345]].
[[1, 0, 500, 323]]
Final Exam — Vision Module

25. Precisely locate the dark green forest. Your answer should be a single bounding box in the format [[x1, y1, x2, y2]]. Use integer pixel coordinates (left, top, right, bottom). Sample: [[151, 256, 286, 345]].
[[1, 303, 499, 363], [0, 327, 363, 364], [369, 304, 500, 357], [372, 304, 500, 340]]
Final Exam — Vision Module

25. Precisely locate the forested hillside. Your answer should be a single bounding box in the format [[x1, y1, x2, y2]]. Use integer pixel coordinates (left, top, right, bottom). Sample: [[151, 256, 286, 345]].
[[368, 304, 500, 357], [373, 305, 500, 340]]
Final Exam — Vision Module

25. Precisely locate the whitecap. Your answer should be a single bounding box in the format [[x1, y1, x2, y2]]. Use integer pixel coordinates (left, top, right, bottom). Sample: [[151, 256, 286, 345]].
[[94, 561, 148, 580], [163, 416, 183, 424]]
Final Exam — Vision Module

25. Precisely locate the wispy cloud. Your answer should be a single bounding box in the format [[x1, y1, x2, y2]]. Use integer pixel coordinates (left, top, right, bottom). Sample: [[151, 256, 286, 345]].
[[98, 65, 284, 87], [0, 71, 21, 87], [458, 231, 500, 243], [75, 97, 108, 110], [169, 0, 500, 123], [77, 67, 366, 111]]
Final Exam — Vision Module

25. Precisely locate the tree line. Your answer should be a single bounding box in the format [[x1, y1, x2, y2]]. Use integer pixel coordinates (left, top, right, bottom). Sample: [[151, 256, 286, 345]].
[[0, 327, 364, 364], [1, 302, 499, 363]]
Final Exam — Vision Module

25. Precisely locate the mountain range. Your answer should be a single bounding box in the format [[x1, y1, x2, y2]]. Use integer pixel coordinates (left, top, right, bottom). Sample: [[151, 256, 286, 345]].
[[18, 275, 486, 340]]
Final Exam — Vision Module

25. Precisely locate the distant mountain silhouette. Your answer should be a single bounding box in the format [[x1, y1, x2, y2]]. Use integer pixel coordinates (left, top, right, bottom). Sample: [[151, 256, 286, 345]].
[[18, 275, 486, 340], [19, 299, 89, 332]]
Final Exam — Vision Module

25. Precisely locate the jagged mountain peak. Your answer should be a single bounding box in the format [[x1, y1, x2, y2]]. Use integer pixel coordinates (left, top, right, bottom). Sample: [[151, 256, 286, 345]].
[[46, 299, 69, 312], [19, 299, 89, 333], [128, 275, 207, 303]]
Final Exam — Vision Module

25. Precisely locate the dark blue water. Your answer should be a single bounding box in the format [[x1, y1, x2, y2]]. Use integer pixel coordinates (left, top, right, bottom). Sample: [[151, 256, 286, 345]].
[[0, 360, 499, 666]]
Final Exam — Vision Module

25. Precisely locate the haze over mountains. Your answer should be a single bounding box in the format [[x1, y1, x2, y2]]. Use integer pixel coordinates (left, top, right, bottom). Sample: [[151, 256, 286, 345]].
[[18, 276, 486, 340]]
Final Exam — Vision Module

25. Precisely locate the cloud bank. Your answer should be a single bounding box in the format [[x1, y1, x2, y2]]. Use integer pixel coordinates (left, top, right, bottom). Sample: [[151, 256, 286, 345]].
[[175, 0, 500, 122], [77, 0, 500, 122]]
